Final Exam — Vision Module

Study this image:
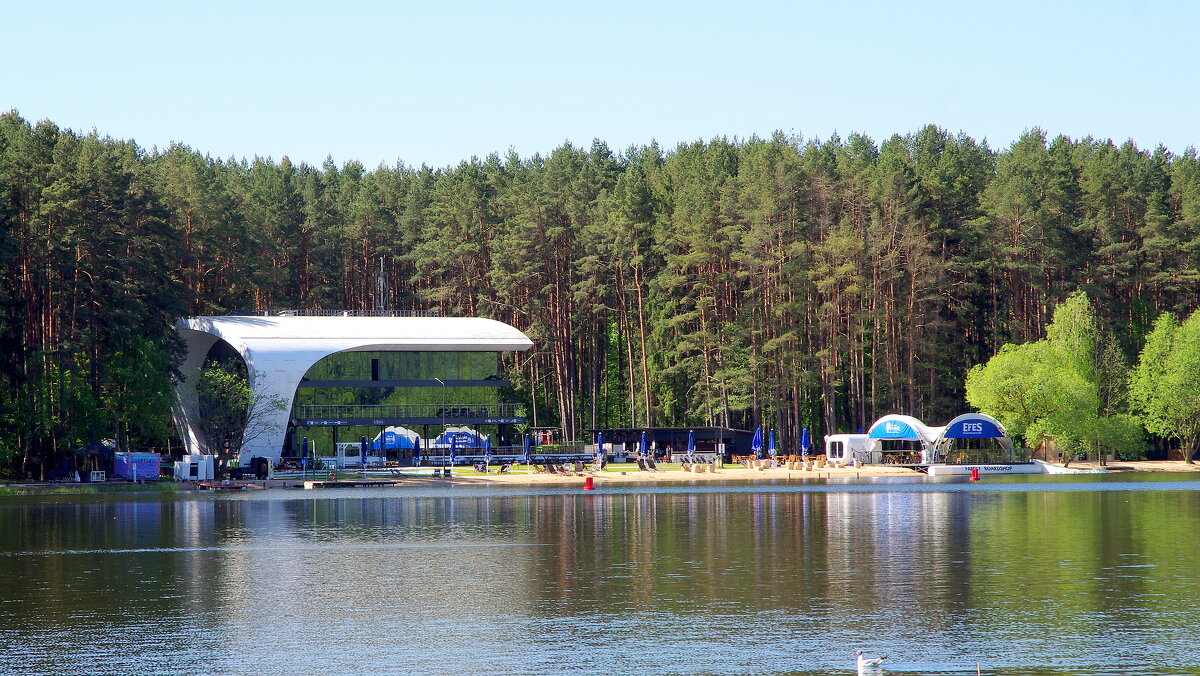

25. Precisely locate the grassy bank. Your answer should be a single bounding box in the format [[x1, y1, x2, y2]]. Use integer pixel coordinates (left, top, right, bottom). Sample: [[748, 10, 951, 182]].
[[0, 481, 185, 496]]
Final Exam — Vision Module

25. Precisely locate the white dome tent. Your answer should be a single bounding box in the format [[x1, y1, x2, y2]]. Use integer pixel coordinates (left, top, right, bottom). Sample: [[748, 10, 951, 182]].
[[924, 412, 1046, 475], [864, 414, 939, 465]]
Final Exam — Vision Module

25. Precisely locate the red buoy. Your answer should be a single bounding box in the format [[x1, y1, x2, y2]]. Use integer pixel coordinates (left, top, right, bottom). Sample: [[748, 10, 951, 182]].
[[583, 476, 595, 490], [969, 467, 980, 482]]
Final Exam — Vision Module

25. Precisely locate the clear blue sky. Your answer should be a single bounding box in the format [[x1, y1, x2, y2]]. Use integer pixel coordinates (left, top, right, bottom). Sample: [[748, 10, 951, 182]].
[[4, 0, 1197, 168]]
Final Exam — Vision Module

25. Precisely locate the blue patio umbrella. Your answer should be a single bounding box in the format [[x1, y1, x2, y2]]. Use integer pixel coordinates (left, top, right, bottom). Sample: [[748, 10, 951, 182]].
[[639, 430, 649, 459], [412, 436, 421, 466], [449, 436, 457, 468], [596, 431, 604, 466], [768, 429, 777, 459], [522, 434, 532, 465], [360, 435, 368, 467], [302, 436, 309, 458], [752, 426, 764, 460], [483, 435, 492, 465], [800, 427, 811, 458], [686, 429, 696, 459]]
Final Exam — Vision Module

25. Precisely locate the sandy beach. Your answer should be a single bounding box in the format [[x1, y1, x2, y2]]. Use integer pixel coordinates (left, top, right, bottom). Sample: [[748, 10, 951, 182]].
[[371, 460, 1200, 488], [433, 463, 917, 486]]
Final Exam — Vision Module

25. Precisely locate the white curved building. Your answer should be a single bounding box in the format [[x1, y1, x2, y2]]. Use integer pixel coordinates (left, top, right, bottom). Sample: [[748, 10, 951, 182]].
[[173, 314, 533, 464]]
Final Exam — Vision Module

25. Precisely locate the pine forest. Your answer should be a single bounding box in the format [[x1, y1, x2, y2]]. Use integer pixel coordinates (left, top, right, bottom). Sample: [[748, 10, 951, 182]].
[[3, 111, 1200, 478]]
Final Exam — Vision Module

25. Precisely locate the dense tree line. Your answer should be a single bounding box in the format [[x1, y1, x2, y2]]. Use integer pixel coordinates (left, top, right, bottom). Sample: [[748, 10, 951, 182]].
[[966, 291, 1144, 464], [2, 111, 1199, 477]]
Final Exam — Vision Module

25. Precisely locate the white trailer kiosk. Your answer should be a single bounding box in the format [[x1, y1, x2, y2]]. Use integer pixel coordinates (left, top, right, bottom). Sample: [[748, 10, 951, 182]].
[[824, 433, 870, 466]]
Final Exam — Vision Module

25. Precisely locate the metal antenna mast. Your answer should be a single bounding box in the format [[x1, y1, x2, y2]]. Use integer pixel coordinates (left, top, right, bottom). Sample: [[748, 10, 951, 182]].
[[375, 257, 386, 313]]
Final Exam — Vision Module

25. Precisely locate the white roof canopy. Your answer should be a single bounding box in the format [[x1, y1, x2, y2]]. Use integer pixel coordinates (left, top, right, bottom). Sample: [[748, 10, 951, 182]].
[[180, 315, 533, 353]]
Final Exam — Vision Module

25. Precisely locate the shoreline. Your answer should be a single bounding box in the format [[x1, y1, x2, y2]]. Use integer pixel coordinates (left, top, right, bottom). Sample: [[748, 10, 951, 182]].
[[4, 460, 1198, 494], [403, 459, 1200, 487], [412, 463, 920, 487]]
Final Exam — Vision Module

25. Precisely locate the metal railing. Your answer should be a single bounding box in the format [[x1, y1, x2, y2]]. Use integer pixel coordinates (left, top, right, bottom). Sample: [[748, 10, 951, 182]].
[[225, 309, 441, 317], [938, 450, 1029, 464], [418, 444, 594, 465], [295, 403, 522, 420]]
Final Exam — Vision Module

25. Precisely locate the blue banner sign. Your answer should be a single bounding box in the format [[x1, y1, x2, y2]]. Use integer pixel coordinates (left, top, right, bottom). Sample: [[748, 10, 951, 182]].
[[944, 418, 1003, 439], [869, 419, 919, 439]]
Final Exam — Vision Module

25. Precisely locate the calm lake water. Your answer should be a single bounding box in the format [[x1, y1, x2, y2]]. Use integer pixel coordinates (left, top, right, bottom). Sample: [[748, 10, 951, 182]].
[[2, 474, 1200, 675]]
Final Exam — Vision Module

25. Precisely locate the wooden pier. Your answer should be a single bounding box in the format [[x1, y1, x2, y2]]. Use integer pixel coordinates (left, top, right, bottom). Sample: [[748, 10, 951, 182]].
[[195, 481, 266, 491], [302, 478, 405, 490]]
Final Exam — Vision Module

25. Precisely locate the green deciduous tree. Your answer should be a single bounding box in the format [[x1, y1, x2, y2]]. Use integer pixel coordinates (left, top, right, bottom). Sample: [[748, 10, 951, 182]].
[[1130, 310, 1200, 462], [197, 362, 286, 466], [966, 292, 1143, 464]]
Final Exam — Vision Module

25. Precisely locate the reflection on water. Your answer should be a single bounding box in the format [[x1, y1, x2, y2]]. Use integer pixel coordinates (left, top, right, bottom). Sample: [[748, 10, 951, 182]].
[[1, 477, 1199, 675]]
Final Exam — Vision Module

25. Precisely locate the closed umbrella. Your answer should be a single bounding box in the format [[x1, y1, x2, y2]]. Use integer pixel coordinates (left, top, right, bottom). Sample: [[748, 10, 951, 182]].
[[801, 427, 811, 459], [752, 426, 764, 460], [639, 430, 649, 459], [768, 429, 777, 459], [483, 435, 492, 466], [449, 436, 457, 469], [522, 434, 532, 466], [360, 435, 368, 468], [596, 431, 604, 467], [687, 429, 696, 461], [412, 436, 421, 467]]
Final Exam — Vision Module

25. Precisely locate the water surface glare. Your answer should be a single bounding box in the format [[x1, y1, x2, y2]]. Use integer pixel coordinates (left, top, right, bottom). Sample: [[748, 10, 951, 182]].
[[1, 475, 1198, 675]]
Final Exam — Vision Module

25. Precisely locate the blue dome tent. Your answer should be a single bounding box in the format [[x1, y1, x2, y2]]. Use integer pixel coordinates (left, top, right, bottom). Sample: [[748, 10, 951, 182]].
[[372, 426, 420, 451], [432, 427, 483, 448]]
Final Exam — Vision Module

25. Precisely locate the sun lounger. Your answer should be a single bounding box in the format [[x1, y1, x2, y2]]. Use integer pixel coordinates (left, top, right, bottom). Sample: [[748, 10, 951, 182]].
[[498, 463, 511, 474], [636, 458, 649, 471]]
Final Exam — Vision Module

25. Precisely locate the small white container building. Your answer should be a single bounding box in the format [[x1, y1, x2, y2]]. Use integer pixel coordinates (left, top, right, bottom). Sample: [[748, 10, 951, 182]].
[[173, 454, 215, 481], [824, 433, 870, 466]]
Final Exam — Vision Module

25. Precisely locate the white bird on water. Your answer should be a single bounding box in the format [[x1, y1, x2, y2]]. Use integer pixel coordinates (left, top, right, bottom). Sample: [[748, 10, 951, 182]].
[[855, 649, 887, 674]]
